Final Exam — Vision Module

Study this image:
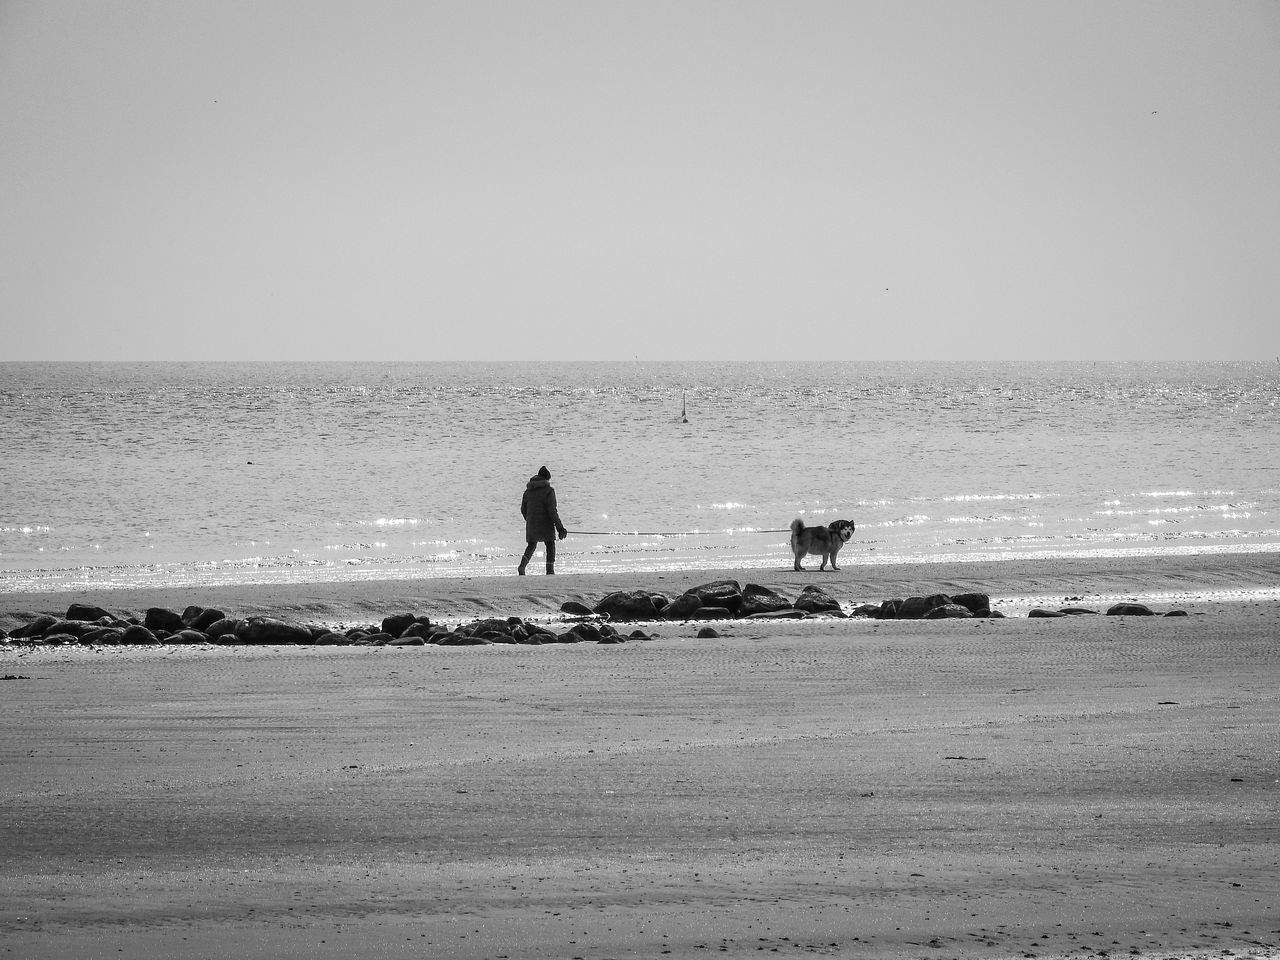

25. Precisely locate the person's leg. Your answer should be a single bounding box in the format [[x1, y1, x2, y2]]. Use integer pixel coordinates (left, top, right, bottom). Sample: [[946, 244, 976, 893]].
[[518, 540, 537, 575], [545, 537, 556, 574]]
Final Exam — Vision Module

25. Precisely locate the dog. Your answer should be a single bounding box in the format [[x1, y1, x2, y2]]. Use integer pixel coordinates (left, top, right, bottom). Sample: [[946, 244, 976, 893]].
[[790, 517, 855, 571]]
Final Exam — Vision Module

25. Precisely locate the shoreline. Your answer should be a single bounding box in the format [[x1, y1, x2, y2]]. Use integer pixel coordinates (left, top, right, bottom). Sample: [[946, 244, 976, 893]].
[[3, 550, 1278, 629]]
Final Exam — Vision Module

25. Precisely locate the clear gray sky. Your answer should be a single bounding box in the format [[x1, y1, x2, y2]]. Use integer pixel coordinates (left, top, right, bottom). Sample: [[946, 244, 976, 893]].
[[2, 1, 1277, 361]]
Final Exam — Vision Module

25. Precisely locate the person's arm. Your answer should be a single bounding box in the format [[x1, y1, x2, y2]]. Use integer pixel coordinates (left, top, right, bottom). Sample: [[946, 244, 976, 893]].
[[521, 489, 528, 519], [548, 489, 567, 538]]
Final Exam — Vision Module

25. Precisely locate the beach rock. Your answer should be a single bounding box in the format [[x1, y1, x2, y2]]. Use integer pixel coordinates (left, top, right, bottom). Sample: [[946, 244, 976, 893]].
[[629, 629, 652, 641], [315, 632, 349, 645], [897, 594, 950, 619], [399, 621, 440, 642], [381, 613, 417, 637], [386, 635, 425, 646], [144, 607, 186, 633], [1059, 607, 1100, 616], [923, 604, 973, 619], [1028, 608, 1068, 618], [234, 616, 314, 645], [560, 600, 594, 616], [876, 600, 903, 620], [66, 603, 114, 622], [794, 585, 841, 615], [566, 622, 603, 642], [80, 626, 125, 645], [121, 624, 159, 645], [180, 605, 206, 626], [594, 590, 666, 620], [436, 632, 491, 646], [685, 580, 743, 614], [745, 608, 808, 620], [849, 603, 882, 618], [203, 618, 240, 640], [172, 629, 210, 645], [1106, 602, 1155, 616], [663, 594, 702, 620], [1164, 609, 1189, 617], [190, 608, 227, 632], [39, 619, 90, 638], [360, 632, 396, 645], [949, 593, 991, 616], [11, 615, 57, 639], [739, 583, 792, 616], [523, 625, 558, 644], [464, 617, 514, 638], [696, 627, 720, 639]]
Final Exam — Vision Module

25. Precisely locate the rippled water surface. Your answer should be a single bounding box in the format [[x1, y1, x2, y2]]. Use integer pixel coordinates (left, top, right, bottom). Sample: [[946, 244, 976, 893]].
[[1, 361, 1277, 591]]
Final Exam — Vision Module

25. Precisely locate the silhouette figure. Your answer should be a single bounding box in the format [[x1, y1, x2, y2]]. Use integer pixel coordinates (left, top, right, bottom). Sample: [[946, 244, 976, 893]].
[[519, 465, 567, 575]]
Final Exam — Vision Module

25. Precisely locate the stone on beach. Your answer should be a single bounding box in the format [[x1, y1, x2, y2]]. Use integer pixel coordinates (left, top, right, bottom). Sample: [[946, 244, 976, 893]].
[[923, 603, 974, 619], [593, 589, 667, 620], [684, 580, 744, 614], [66, 603, 115, 623], [662, 593, 702, 620], [1107, 602, 1156, 616], [144, 607, 186, 633], [949, 592, 992, 615], [188, 608, 227, 632], [793, 585, 841, 614], [739, 583, 792, 616], [234, 616, 314, 645], [380, 613, 418, 637]]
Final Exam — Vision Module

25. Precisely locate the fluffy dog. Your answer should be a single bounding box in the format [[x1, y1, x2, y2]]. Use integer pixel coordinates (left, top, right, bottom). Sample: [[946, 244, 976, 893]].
[[790, 517, 855, 571]]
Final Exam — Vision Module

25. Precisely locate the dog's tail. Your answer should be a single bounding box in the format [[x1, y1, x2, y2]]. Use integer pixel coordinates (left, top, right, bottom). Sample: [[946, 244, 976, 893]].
[[790, 517, 805, 541]]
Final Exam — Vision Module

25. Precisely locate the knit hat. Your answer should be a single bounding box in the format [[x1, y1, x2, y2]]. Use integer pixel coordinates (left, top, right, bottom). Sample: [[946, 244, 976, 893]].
[[537, 465, 551, 480]]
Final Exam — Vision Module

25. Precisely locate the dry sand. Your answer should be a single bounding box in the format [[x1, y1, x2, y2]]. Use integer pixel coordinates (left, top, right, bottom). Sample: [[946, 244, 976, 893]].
[[3, 553, 1279, 959]]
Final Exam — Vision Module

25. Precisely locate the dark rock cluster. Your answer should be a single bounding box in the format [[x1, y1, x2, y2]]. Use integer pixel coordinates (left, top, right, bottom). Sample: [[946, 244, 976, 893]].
[[862, 592, 997, 620], [582, 582, 1185, 622], [0, 586, 1186, 649], [1028, 601, 1185, 618], [584, 581, 996, 622], [0, 603, 652, 648], [586, 580, 845, 622]]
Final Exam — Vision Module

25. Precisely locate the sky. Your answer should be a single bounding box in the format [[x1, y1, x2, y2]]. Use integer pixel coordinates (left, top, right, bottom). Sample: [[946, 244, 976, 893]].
[[2, 1, 1278, 361]]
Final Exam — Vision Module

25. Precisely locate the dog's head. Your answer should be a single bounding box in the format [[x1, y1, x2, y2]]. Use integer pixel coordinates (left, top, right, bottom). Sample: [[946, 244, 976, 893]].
[[830, 519, 856, 543]]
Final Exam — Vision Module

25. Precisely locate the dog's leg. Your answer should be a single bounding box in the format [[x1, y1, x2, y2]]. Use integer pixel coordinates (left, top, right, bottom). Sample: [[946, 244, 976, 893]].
[[794, 555, 804, 571]]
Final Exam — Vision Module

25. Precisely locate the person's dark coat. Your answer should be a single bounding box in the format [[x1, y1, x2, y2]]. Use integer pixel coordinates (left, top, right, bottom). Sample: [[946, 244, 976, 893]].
[[521, 475, 566, 542]]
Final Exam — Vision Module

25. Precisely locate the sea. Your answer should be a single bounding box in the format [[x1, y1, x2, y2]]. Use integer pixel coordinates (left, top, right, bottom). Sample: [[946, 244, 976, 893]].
[[1, 361, 1277, 594]]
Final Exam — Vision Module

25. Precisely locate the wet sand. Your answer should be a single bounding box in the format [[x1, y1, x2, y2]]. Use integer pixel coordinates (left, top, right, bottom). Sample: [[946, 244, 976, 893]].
[[3, 554, 1279, 959]]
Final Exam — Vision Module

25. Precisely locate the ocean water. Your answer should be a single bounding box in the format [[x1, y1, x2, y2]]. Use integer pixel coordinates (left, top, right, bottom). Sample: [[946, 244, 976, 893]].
[[1, 361, 1277, 593]]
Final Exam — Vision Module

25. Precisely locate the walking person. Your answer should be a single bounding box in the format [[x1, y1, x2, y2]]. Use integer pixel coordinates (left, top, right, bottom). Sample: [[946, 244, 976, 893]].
[[519, 465, 567, 575]]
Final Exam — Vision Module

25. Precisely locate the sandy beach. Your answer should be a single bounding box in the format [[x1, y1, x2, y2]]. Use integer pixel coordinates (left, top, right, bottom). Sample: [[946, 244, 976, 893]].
[[3, 553, 1279, 959]]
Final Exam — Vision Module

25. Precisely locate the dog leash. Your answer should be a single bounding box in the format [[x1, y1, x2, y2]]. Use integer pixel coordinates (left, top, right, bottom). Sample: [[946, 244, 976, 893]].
[[567, 528, 792, 537]]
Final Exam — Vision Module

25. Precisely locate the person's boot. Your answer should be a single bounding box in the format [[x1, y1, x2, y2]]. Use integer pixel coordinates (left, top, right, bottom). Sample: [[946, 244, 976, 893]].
[[517, 558, 528, 576], [546, 562, 555, 575]]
